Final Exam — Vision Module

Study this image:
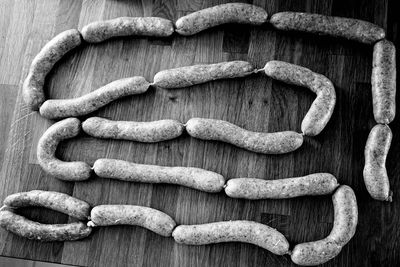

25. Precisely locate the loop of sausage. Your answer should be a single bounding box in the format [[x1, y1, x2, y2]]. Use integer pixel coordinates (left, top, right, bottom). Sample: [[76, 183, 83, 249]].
[[3, 190, 91, 220], [87, 205, 176, 237], [291, 185, 358, 266], [270, 12, 385, 44], [175, 3, 268, 36], [363, 124, 393, 201], [172, 220, 290, 255], [153, 61, 254, 89], [81, 17, 174, 43], [185, 118, 303, 154], [264, 61, 336, 136], [92, 158, 225, 193], [372, 39, 396, 124], [37, 118, 92, 181], [225, 173, 339, 199], [0, 209, 92, 242], [82, 117, 184, 142], [39, 77, 150, 119], [23, 29, 82, 111]]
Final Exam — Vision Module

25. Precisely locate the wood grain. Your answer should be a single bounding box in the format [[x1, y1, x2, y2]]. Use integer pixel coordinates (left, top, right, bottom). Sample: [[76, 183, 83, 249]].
[[0, 0, 399, 266]]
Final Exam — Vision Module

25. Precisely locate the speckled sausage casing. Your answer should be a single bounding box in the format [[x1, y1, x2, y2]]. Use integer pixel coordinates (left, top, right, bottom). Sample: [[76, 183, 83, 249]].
[[270, 12, 385, 44], [153, 61, 254, 89], [264, 61, 336, 136], [363, 124, 393, 201], [93, 158, 225, 193], [39, 77, 150, 119], [3, 190, 91, 220], [88, 205, 176, 237], [225, 173, 339, 199], [81, 17, 174, 43], [372, 39, 396, 124], [185, 118, 303, 154], [175, 3, 268, 36], [82, 117, 184, 142], [172, 220, 289, 255], [291, 185, 358, 266], [23, 29, 82, 111], [0, 210, 92, 242], [37, 118, 92, 181]]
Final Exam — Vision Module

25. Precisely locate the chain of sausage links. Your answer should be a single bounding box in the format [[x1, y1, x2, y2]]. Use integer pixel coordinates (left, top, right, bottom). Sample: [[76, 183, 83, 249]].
[[0, 186, 357, 265]]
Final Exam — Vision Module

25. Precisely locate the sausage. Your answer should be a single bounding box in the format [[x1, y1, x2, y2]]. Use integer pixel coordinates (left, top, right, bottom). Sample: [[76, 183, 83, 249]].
[[23, 29, 82, 111], [372, 39, 396, 124], [82, 117, 184, 142], [87, 205, 176, 237], [363, 124, 393, 201], [291, 185, 358, 265], [81, 17, 174, 43], [0, 210, 92, 241], [172, 220, 289, 255], [153, 61, 254, 89], [37, 118, 92, 181], [175, 3, 268, 36], [270, 12, 385, 44], [3, 190, 91, 220], [185, 118, 303, 154], [225, 173, 339, 199], [264, 61, 336, 136], [92, 158, 225, 193], [39, 76, 150, 119]]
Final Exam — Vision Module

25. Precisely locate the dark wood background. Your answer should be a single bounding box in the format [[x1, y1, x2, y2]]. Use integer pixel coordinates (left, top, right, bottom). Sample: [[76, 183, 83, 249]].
[[0, 0, 398, 266]]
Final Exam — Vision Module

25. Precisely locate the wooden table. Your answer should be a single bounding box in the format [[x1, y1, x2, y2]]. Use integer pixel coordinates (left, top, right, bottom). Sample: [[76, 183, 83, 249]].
[[0, 0, 398, 266]]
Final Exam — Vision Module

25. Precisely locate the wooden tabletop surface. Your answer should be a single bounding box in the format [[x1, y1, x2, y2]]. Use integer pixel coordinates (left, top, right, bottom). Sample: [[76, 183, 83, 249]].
[[0, 0, 398, 266]]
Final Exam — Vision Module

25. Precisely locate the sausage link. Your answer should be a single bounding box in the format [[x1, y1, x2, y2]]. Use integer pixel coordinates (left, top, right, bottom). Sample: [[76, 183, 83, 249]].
[[291, 185, 358, 265], [3, 190, 90, 220], [0, 210, 92, 242], [39, 76, 150, 119], [264, 61, 336, 136], [270, 12, 385, 44], [175, 3, 268, 36], [172, 220, 289, 255], [23, 29, 82, 110], [363, 124, 393, 201], [37, 118, 92, 181], [82, 117, 184, 142], [185, 118, 303, 154], [81, 17, 174, 43], [88, 205, 176, 237], [153, 61, 254, 89], [225, 173, 338, 199], [93, 158, 225, 193], [372, 39, 396, 124]]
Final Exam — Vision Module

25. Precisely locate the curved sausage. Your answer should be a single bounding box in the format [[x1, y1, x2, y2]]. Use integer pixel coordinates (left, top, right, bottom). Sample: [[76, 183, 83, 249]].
[[270, 12, 385, 44], [81, 17, 174, 43], [363, 124, 393, 201], [82, 117, 184, 142], [0, 210, 92, 242], [185, 118, 303, 154], [23, 29, 82, 111], [37, 118, 92, 181], [264, 61, 336, 136], [372, 39, 396, 124], [225, 173, 339, 199], [291, 185, 358, 266], [153, 61, 254, 89], [39, 76, 150, 119], [175, 3, 268, 36], [172, 220, 289, 255], [3, 190, 91, 220], [93, 158, 225, 193], [87, 205, 176, 237]]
